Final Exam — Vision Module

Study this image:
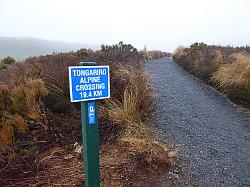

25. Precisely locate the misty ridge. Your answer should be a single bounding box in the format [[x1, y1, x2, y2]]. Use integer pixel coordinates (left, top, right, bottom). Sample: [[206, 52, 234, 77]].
[[0, 37, 98, 60]]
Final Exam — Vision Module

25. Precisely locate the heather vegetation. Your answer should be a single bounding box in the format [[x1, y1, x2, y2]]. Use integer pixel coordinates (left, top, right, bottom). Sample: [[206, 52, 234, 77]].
[[0, 42, 175, 186], [173, 43, 250, 108]]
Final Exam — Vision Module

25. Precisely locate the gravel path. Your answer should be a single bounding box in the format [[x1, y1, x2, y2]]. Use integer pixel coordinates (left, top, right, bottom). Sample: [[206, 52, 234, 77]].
[[146, 57, 250, 186]]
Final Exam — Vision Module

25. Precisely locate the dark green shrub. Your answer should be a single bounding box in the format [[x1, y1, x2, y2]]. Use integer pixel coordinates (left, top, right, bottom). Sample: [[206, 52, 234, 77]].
[[101, 41, 138, 53], [0, 61, 6, 69], [1, 56, 16, 65]]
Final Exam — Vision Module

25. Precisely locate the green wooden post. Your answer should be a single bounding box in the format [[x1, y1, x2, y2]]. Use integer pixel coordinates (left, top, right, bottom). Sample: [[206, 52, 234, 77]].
[[80, 62, 100, 187]]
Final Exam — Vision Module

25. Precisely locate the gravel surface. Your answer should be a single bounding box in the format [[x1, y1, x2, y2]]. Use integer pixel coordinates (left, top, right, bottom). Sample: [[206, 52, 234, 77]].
[[146, 57, 250, 186]]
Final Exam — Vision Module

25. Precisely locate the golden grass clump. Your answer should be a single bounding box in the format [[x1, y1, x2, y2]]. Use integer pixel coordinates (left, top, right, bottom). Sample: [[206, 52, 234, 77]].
[[107, 66, 154, 137], [0, 79, 48, 147], [11, 79, 48, 120], [211, 50, 224, 66], [8, 114, 28, 133], [192, 50, 225, 79], [0, 114, 28, 146], [212, 52, 250, 89], [212, 52, 250, 106], [0, 120, 13, 146], [0, 84, 10, 114]]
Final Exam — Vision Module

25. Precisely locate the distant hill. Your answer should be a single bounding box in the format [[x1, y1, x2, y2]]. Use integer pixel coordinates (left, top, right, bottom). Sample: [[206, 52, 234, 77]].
[[0, 37, 98, 60]]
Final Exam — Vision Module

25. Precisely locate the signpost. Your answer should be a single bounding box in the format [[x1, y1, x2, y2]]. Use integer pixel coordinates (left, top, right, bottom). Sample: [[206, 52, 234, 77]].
[[68, 62, 110, 187]]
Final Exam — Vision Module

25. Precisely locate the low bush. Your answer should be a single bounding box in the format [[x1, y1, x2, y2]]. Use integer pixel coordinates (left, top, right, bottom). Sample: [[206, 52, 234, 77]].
[[173, 44, 225, 80], [1, 56, 16, 65], [0, 56, 16, 70], [0, 79, 48, 147]]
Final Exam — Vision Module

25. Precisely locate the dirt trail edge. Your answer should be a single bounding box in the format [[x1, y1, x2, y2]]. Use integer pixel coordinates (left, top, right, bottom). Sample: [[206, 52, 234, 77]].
[[146, 57, 250, 186]]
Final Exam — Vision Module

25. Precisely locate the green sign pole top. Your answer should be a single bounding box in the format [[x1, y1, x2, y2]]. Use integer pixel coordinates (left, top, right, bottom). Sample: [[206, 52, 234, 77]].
[[79, 61, 97, 66]]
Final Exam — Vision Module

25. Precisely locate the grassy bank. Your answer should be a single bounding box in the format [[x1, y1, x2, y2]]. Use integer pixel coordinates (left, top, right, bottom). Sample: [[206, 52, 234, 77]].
[[173, 43, 250, 108], [0, 43, 175, 186]]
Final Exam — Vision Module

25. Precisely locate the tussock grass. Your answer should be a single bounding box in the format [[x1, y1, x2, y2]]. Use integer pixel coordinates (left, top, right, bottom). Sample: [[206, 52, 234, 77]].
[[106, 66, 154, 137], [172, 46, 186, 60], [0, 79, 48, 147], [213, 52, 250, 89], [212, 52, 250, 106], [11, 79, 48, 120]]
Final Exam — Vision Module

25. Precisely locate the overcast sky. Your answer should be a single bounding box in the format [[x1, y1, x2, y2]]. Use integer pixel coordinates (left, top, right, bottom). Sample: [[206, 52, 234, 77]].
[[0, 0, 250, 51]]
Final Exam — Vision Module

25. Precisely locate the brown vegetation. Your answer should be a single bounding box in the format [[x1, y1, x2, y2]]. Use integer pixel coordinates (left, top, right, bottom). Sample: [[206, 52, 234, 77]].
[[173, 43, 250, 108], [212, 52, 250, 106], [0, 43, 175, 186], [0, 79, 48, 147]]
